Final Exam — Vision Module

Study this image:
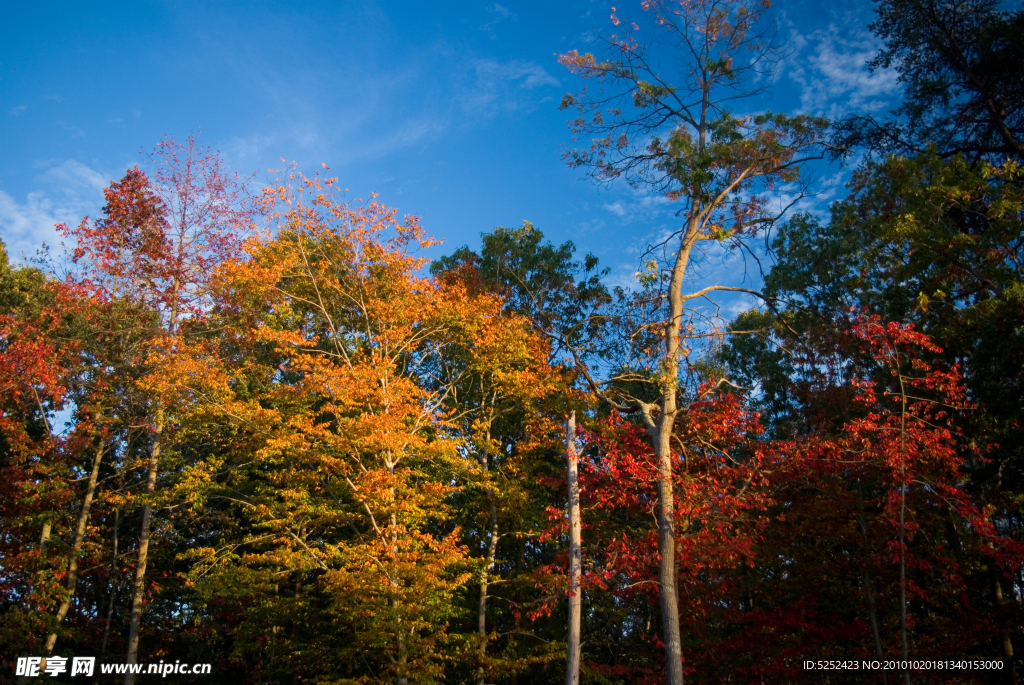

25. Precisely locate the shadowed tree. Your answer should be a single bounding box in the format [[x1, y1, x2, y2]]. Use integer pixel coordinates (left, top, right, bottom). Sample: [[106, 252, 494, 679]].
[[833, 0, 1024, 161]]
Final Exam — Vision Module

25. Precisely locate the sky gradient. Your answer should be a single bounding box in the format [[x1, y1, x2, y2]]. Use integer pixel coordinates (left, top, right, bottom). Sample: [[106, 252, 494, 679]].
[[0, 0, 902, 312]]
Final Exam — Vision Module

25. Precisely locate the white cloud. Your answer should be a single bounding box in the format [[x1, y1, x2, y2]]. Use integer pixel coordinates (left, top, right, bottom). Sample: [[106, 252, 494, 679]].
[[220, 133, 278, 170], [480, 3, 518, 39], [57, 122, 87, 138], [603, 201, 627, 217], [38, 160, 108, 195], [599, 190, 673, 224], [476, 59, 560, 90], [0, 189, 67, 264], [10, 105, 27, 116], [0, 160, 108, 266], [605, 261, 642, 291], [358, 119, 443, 158], [787, 24, 901, 118]]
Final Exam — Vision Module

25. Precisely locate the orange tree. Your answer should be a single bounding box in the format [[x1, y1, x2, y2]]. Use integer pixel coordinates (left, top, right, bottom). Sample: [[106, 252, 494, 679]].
[[165, 172, 511, 683], [432, 222, 614, 684]]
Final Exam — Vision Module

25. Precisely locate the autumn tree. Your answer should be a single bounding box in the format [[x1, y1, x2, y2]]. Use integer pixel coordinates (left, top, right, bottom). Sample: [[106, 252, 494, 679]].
[[0, 245, 83, 658], [432, 222, 611, 356], [745, 320, 1023, 683], [528, 385, 770, 684], [30, 168, 161, 664], [163, 172, 493, 684], [739, 133, 1024, 680], [556, 1, 829, 681], [422, 273, 568, 685], [59, 136, 252, 681]]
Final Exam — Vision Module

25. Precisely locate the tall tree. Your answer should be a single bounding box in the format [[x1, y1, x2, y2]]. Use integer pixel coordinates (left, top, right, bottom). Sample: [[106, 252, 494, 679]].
[[60, 137, 251, 681], [172, 173, 489, 684], [40, 168, 168, 660], [0, 246, 84, 657], [556, 2, 828, 681], [533, 386, 770, 683]]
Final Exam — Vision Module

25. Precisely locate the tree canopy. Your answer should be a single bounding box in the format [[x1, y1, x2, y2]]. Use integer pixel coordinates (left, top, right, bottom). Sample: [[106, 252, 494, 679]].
[[3, 1, 1024, 684]]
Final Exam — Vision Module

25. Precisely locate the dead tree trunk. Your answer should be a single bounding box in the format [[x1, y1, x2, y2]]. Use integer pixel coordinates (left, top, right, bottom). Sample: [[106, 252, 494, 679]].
[[566, 412, 582, 685]]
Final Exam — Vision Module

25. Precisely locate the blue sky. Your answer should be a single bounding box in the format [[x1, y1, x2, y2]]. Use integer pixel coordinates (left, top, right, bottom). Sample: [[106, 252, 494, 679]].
[[0, 0, 901, 313]]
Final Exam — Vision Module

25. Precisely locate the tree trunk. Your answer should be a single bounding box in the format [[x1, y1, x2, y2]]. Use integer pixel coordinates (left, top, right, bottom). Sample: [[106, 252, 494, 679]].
[[650, 231, 697, 685], [565, 412, 582, 685], [125, 270, 179, 684], [32, 519, 52, 585], [996, 579, 1018, 685], [857, 485, 888, 685], [655, 417, 684, 685], [897, 373, 911, 685], [45, 433, 105, 653], [477, 464, 500, 685], [124, 409, 162, 685], [95, 507, 120, 685], [386, 464, 409, 685], [34, 519, 52, 572], [19, 520, 53, 683]]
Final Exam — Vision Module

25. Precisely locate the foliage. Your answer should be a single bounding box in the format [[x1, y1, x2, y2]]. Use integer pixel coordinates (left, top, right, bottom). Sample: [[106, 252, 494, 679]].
[[4, 1, 1024, 680]]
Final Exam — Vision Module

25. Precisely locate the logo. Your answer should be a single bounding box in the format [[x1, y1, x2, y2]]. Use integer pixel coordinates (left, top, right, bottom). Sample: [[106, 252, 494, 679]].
[[15, 657, 95, 677], [14, 657, 212, 678]]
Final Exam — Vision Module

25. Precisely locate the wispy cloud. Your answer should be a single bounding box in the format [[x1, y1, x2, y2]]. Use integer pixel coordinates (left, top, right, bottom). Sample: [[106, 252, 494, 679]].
[[358, 119, 444, 158], [603, 201, 628, 217], [491, 3, 515, 20], [57, 121, 87, 138], [786, 23, 900, 118], [477, 59, 560, 90], [38, 159, 108, 193], [10, 105, 27, 116], [220, 133, 278, 170], [481, 3, 518, 39], [599, 191, 673, 224], [461, 59, 561, 115], [605, 261, 642, 291]]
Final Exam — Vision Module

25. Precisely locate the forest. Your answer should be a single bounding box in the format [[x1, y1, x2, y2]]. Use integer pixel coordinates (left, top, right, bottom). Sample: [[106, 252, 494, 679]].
[[2, 0, 1023, 683]]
